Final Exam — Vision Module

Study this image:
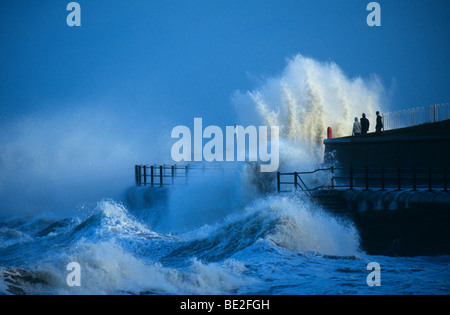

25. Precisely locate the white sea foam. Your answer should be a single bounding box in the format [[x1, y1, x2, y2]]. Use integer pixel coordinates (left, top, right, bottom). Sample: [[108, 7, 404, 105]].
[[26, 240, 255, 295], [0, 271, 8, 295], [233, 54, 386, 169], [260, 195, 360, 256], [0, 54, 399, 295], [216, 194, 361, 257]]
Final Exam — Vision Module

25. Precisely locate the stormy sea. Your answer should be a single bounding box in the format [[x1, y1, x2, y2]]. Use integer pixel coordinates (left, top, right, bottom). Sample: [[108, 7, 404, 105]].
[[0, 55, 448, 295]]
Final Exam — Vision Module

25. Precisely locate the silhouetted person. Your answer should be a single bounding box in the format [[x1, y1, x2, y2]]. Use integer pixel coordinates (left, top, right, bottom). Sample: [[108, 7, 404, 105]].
[[352, 117, 361, 136], [375, 111, 383, 133], [360, 113, 369, 135]]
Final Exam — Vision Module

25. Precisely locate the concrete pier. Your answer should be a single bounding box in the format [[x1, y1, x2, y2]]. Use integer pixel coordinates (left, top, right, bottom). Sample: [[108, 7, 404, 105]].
[[324, 120, 450, 169], [321, 120, 450, 256]]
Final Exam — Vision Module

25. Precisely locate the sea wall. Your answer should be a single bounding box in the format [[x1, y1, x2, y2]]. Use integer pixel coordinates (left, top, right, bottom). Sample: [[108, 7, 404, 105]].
[[322, 122, 450, 255], [324, 120, 450, 168], [338, 190, 450, 256], [341, 190, 450, 212], [324, 134, 450, 168]]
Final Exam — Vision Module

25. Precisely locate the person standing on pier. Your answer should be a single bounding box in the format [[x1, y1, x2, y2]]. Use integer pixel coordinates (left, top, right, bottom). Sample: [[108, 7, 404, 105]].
[[352, 117, 361, 136], [375, 111, 383, 133], [360, 113, 369, 135]]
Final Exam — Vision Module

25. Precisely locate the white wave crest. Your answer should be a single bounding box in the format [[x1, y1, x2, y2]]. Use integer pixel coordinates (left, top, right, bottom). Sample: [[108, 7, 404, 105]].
[[233, 53, 386, 168]]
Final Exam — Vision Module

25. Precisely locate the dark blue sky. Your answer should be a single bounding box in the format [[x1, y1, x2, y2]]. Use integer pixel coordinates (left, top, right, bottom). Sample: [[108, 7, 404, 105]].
[[1, 0, 449, 125]]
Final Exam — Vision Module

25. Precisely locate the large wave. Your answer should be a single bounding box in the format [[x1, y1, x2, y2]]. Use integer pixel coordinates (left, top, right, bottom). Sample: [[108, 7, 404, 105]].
[[0, 54, 389, 295], [0, 192, 360, 295], [232, 54, 386, 169], [0, 200, 257, 295]]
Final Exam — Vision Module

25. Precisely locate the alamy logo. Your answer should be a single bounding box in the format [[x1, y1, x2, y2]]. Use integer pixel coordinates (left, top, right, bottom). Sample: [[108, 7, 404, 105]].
[[66, 262, 81, 287], [171, 118, 279, 172], [366, 2, 381, 27], [366, 262, 381, 286], [66, 2, 81, 27]]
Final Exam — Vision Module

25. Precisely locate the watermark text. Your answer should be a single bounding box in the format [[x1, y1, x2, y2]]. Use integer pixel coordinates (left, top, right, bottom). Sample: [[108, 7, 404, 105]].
[[171, 118, 279, 172]]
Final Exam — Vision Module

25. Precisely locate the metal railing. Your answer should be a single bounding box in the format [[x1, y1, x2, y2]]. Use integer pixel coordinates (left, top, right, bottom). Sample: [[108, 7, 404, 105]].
[[277, 168, 335, 194], [383, 103, 450, 130], [134, 163, 240, 187], [135, 164, 449, 192], [277, 167, 449, 192], [135, 164, 188, 187]]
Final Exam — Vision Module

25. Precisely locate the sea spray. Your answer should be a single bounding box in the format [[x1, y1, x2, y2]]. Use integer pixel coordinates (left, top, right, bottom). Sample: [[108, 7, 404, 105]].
[[157, 191, 361, 265], [259, 195, 360, 256], [2, 54, 448, 295], [232, 54, 386, 168], [0, 200, 257, 295], [1, 189, 448, 294], [159, 167, 250, 234], [0, 106, 169, 219]]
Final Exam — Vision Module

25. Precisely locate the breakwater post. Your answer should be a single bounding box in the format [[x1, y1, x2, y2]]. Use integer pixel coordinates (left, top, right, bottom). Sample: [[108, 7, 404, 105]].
[[135, 164, 189, 187]]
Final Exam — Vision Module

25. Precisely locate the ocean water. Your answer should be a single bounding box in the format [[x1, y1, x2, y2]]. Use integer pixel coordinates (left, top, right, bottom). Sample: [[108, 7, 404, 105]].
[[0, 169, 449, 295], [0, 54, 448, 295]]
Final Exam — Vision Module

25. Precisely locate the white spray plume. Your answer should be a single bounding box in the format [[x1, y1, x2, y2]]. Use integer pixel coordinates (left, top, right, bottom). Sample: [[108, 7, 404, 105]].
[[232, 54, 387, 170]]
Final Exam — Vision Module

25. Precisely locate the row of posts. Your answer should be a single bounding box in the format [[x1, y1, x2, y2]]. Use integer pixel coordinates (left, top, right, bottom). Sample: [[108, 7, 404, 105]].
[[138, 165, 448, 191], [135, 165, 183, 187], [383, 103, 450, 131], [135, 164, 228, 187], [350, 166, 448, 192], [277, 167, 448, 192]]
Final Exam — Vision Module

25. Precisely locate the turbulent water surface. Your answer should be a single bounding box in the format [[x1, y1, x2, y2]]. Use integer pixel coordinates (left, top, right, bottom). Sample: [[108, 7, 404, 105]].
[[0, 55, 448, 295], [1, 179, 449, 295]]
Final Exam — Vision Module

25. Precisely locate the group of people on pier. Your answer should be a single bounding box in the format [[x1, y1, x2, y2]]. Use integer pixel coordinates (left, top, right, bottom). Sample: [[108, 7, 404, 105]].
[[352, 111, 383, 136]]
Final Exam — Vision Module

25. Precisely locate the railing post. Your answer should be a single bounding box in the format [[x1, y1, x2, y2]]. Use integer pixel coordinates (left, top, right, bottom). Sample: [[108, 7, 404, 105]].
[[349, 167, 353, 190], [143, 165, 147, 186], [294, 172, 298, 191], [160, 165, 163, 187], [277, 172, 281, 192], [138, 165, 142, 186], [150, 165, 154, 187], [434, 104, 436, 123], [135, 165, 140, 186], [172, 165, 175, 184]]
